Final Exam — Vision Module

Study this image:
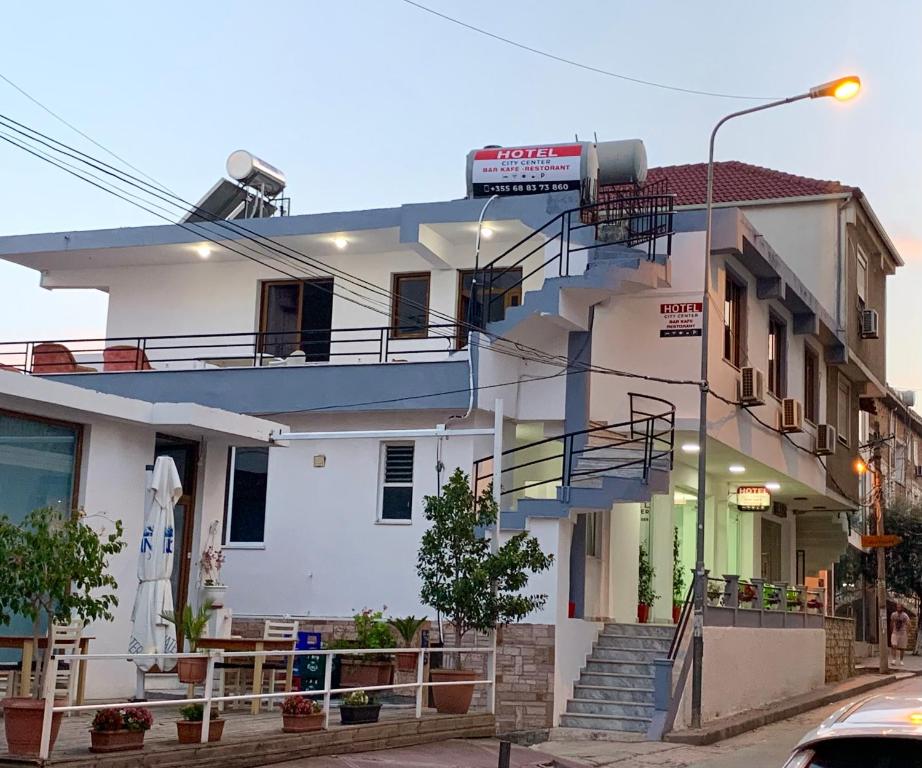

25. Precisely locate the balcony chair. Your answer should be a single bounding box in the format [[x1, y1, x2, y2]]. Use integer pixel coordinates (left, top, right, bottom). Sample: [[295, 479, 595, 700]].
[[103, 345, 153, 372], [216, 619, 299, 712], [31, 343, 96, 374]]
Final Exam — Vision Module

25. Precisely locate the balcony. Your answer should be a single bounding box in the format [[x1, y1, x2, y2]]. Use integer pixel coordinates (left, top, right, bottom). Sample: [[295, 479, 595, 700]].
[[0, 325, 472, 415]]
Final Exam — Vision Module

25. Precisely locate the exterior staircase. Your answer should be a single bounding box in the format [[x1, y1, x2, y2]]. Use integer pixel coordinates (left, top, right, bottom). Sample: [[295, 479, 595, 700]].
[[559, 622, 674, 734]]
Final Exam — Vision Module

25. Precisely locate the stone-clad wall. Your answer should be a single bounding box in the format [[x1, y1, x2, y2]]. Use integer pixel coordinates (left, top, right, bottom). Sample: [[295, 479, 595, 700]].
[[825, 616, 856, 683]]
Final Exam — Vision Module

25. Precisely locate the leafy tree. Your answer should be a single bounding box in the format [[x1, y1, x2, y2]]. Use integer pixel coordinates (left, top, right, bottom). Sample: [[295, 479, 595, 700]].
[[880, 501, 922, 602], [0, 507, 125, 698], [417, 469, 553, 669]]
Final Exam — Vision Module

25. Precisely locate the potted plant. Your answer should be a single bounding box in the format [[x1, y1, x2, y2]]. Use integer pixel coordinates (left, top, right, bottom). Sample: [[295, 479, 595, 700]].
[[337, 608, 396, 687], [786, 588, 804, 611], [706, 584, 722, 607], [807, 597, 824, 614], [89, 706, 153, 753], [637, 544, 657, 623], [280, 695, 324, 733], [176, 703, 224, 744], [0, 507, 125, 757], [417, 469, 553, 715], [198, 546, 227, 608], [161, 600, 215, 684], [339, 690, 381, 725], [763, 584, 781, 610], [671, 528, 684, 624], [387, 615, 427, 673], [738, 583, 757, 607]]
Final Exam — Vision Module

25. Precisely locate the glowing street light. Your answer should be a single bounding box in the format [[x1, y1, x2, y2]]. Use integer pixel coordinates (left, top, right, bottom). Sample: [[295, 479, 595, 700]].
[[810, 76, 861, 101]]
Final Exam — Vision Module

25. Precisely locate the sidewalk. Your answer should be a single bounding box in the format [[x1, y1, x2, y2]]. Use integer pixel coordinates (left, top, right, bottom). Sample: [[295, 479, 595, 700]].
[[856, 652, 922, 673]]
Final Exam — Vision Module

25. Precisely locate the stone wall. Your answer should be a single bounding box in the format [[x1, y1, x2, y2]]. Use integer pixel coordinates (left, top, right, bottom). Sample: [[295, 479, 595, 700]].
[[825, 616, 856, 683]]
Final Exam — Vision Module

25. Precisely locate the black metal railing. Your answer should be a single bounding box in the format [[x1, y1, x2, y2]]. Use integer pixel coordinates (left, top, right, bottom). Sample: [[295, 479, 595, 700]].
[[0, 323, 464, 374], [469, 188, 674, 327], [472, 393, 675, 501], [668, 583, 694, 661]]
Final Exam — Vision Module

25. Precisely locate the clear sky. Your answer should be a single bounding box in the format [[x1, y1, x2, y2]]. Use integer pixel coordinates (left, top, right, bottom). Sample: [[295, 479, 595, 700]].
[[1, 1, 920, 390]]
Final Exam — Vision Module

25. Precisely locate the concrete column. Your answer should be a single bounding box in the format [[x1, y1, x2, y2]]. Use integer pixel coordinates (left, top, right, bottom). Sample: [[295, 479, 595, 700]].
[[714, 499, 729, 577], [739, 513, 762, 581], [782, 514, 797, 584], [608, 502, 641, 622], [568, 513, 587, 619], [649, 494, 674, 623]]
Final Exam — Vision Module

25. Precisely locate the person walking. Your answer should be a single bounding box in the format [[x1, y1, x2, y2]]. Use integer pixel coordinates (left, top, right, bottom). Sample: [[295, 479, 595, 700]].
[[890, 604, 911, 666]]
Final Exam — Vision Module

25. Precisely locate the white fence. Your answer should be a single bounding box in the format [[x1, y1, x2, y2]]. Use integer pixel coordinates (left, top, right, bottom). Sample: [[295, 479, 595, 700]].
[[37, 644, 496, 760]]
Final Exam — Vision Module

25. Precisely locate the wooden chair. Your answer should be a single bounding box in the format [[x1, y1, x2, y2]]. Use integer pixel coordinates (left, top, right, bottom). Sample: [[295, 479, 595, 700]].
[[31, 343, 96, 374], [103, 345, 153, 371], [0, 623, 83, 709], [261, 620, 299, 711]]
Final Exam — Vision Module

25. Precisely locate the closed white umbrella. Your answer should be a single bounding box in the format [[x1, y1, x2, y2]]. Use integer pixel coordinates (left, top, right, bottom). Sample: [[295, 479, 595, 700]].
[[129, 456, 181, 673]]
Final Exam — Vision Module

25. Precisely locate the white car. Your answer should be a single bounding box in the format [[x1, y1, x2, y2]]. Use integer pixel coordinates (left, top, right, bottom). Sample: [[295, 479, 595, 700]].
[[783, 694, 922, 767]]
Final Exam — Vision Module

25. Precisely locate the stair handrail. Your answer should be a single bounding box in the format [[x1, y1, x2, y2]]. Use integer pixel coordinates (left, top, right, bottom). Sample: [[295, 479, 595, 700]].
[[668, 583, 694, 661]]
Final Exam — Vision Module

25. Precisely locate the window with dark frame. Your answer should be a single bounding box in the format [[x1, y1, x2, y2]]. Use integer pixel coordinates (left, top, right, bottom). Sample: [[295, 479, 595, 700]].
[[259, 279, 334, 361], [856, 246, 868, 308], [767, 314, 786, 398], [391, 273, 431, 339], [804, 346, 819, 423], [837, 374, 851, 446], [380, 443, 414, 521], [723, 273, 745, 367], [456, 268, 523, 348], [224, 447, 269, 544]]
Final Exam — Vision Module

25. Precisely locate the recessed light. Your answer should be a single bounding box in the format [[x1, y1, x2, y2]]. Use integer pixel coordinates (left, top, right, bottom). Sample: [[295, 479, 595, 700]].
[[728, 464, 745, 474], [480, 226, 494, 239], [765, 482, 781, 491], [333, 237, 348, 250], [681, 443, 700, 454], [195, 245, 212, 259]]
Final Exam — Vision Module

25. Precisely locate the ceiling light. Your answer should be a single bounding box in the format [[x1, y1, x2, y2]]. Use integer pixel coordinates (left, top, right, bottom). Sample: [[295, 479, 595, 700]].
[[195, 245, 211, 259], [681, 443, 700, 454], [728, 464, 745, 474], [333, 237, 348, 250], [765, 482, 781, 491], [480, 226, 494, 239]]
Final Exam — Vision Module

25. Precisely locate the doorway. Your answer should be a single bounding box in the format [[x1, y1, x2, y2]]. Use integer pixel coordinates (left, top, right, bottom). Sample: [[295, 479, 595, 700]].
[[154, 434, 199, 650], [259, 278, 335, 361], [761, 517, 782, 582]]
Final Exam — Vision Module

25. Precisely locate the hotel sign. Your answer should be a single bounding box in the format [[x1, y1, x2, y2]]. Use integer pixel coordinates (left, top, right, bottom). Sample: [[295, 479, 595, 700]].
[[470, 144, 583, 197], [659, 302, 703, 338], [737, 486, 771, 511]]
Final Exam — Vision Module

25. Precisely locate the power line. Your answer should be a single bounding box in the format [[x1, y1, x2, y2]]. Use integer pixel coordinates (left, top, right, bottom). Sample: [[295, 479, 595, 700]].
[[399, 0, 778, 102]]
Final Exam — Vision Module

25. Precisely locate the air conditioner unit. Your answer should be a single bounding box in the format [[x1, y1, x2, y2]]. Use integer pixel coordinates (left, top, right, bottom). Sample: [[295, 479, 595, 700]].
[[815, 424, 837, 456], [915, 465, 922, 479], [860, 309, 879, 339], [781, 398, 804, 433], [739, 367, 765, 406]]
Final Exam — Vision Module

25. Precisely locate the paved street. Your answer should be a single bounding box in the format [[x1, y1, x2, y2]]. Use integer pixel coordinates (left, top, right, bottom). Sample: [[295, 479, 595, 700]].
[[537, 675, 922, 767]]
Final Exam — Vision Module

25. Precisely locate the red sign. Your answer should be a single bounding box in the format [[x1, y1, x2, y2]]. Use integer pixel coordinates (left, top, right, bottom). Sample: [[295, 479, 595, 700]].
[[659, 302, 703, 338]]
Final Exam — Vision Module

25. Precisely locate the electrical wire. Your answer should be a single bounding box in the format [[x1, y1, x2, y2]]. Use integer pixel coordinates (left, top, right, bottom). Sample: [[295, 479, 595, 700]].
[[399, 0, 779, 101]]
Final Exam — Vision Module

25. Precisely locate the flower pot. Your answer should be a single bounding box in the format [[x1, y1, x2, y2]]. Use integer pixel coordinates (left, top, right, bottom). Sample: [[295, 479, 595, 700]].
[[200, 584, 228, 608], [282, 712, 325, 733], [339, 659, 393, 688], [3, 698, 65, 757], [339, 703, 381, 725], [89, 729, 146, 753], [176, 718, 225, 744], [396, 652, 418, 673], [637, 603, 650, 624], [176, 656, 209, 684], [429, 668, 476, 715], [672, 604, 681, 624]]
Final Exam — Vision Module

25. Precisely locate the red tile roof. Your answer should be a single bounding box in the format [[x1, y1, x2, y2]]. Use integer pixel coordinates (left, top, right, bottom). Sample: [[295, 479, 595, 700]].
[[640, 161, 853, 206]]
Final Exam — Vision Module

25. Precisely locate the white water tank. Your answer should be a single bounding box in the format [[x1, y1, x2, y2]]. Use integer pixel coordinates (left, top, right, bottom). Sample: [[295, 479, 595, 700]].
[[226, 150, 287, 197], [596, 139, 647, 186]]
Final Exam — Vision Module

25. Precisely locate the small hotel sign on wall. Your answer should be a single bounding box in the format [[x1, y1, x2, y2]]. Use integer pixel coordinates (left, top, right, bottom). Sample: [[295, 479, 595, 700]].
[[659, 302, 703, 337], [737, 486, 771, 511]]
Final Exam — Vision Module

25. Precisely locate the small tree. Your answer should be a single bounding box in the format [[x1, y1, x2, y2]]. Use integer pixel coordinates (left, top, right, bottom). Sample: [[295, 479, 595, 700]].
[[417, 469, 553, 668], [879, 501, 922, 603], [0, 507, 125, 698], [672, 527, 685, 606], [638, 543, 657, 607]]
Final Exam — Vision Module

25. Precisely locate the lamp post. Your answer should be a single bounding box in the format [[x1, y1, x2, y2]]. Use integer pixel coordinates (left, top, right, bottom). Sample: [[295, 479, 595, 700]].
[[690, 76, 861, 728]]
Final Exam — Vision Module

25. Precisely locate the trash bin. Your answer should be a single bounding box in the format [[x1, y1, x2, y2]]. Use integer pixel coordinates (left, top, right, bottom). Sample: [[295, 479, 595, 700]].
[[295, 631, 325, 692]]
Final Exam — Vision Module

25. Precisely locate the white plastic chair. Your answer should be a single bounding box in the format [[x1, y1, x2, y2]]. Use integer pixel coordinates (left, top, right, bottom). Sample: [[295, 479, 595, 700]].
[[262, 619, 299, 711]]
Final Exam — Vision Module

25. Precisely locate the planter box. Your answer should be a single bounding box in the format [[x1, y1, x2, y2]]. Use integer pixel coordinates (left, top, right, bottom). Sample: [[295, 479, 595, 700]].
[[396, 652, 418, 674], [282, 712, 324, 733], [339, 659, 393, 688], [3, 698, 64, 757], [90, 729, 146, 753], [429, 668, 476, 715], [176, 718, 225, 744], [176, 656, 209, 684], [339, 704, 381, 725], [200, 584, 228, 608]]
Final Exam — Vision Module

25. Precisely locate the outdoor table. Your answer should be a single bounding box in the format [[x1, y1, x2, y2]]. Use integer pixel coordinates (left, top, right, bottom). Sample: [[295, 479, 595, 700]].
[[196, 637, 296, 715], [0, 635, 93, 702]]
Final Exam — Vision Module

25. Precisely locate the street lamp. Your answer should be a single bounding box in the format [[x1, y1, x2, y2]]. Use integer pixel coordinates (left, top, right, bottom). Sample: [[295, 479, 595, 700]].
[[690, 75, 861, 728]]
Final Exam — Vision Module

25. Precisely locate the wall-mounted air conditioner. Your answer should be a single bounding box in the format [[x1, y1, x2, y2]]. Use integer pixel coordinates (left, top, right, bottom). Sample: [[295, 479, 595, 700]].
[[781, 398, 804, 433], [860, 309, 879, 339], [739, 367, 765, 406], [816, 424, 837, 456]]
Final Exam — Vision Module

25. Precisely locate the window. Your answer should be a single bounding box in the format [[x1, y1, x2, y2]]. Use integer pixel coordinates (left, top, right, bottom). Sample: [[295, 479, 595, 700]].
[[837, 374, 851, 446], [224, 447, 269, 545], [380, 443, 414, 521], [456, 268, 523, 347], [585, 512, 602, 558], [804, 346, 819, 423], [259, 279, 334, 361], [894, 441, 907, 486], [390, 273, 431, 339], [723, 272, 746, 367], [856, 247, 868, 307], [767, 315, 786, 398]]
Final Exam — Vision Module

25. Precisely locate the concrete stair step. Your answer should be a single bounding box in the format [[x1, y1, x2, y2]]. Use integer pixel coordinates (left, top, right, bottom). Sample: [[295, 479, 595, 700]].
[[577, 671, 654, 688], [572, 685, 654, 703], [566, 699, 654, 718], [590, 646, 667, 662], [558, 712, 650, 733], [603, 623, 675, 638], [597, 633, 672, 650], [585, 659, 654, 676]]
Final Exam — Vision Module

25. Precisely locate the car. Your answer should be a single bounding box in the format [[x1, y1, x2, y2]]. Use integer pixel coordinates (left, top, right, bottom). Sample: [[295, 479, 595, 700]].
[[783, 694, 922, 767]]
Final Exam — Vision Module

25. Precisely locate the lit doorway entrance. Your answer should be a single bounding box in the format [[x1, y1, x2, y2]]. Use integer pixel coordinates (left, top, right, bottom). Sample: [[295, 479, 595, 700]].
[[761, 517, 782, 582]]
